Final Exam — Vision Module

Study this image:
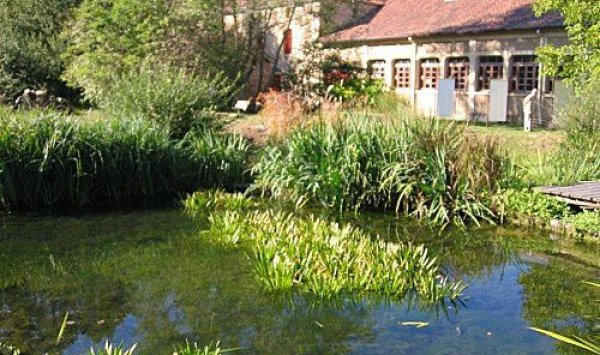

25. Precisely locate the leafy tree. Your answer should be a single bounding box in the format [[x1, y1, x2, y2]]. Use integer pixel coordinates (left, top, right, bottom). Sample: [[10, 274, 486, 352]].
[[62, 0, 169, 103], [534, 0, 600, 86], [0, 0, 78, 101]]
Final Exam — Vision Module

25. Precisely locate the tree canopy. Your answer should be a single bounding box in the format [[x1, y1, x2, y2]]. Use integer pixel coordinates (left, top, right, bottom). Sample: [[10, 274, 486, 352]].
[[534, 0, 600, 87]]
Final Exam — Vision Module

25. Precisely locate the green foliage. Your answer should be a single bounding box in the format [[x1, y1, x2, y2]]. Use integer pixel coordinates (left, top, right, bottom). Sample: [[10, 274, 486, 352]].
[[551, 81, 600, 184], [500, 189, 570, 222], [0, 111, 252, 211], [206, 208, 465, 302], [530, 327, 600, 354], [567, 211, 600, 240], [184, 190, 255, 216], [62, 0, 169, 102], [89, 342, 137, 355], [102, 67, 239, 138], [0, 0, 77, 100], [534, 0, 600, 86], [253, 113, 505, 227], [328, 77, 384, 105], [174, 341, 237, 355], [0, 342, 21, 355]]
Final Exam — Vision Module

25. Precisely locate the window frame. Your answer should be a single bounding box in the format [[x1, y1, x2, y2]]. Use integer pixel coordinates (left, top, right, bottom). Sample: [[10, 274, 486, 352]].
[[510, 55, 540, 93], [419, 58, 440, 90], [368, 60, 387, 81], [477, 56, 504, 91], [446, 57, 470, 91], [394, 59, 411, 89]]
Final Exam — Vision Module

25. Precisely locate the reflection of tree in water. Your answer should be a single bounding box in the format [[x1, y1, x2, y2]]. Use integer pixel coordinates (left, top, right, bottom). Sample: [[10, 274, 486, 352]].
[[519, 259, 600, 354]]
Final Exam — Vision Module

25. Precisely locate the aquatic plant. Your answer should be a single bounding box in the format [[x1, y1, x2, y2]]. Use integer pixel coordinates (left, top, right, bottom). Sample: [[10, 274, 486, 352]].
[[529, 281, 600, 353], [174, 341, 238, 355], [499, 189, 570, 222], [567, 211, 600, 241], [88, 341, 137, 355], [0, 111, 251, 211], [183, 190, 255, 216], [207, 209, 465, 302], [0, 342, 21, 355], [253, 113, 504, 227]]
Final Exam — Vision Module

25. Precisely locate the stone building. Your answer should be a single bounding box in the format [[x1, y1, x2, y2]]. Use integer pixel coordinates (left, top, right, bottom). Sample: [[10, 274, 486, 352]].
[[322, 0, 567, 125], [228, 0, 382, 96]]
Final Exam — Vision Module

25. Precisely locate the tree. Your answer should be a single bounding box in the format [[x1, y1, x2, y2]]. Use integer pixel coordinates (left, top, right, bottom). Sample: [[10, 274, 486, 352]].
[[62, 0, 169, 103], [534, 0, 600, 87], [0, 0, 78, 101]]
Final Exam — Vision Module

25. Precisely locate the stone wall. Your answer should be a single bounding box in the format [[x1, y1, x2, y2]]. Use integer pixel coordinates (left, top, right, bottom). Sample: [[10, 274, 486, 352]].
[[333, 30, 568, 125]]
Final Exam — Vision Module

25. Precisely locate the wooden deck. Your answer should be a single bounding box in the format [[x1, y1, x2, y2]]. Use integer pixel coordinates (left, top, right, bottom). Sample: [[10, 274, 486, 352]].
[[540, 182, 600, 209]]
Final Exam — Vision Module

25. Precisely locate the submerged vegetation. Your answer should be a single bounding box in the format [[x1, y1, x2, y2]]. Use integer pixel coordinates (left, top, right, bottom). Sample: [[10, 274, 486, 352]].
[[253, 113, 504, 227], [186, 191, 465, 302], [0, 110, 251, 211]]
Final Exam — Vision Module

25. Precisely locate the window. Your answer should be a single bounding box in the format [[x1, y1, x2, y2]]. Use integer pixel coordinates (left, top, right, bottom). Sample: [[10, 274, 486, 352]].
[[446, 57, 469, 90], [369, 60, 386, 80], [283, 30, 293, 55], [394, 59, 411, 88], [478, 56, 504, 91], [420, 58, 440, 89], [510, 55, 539, 93]]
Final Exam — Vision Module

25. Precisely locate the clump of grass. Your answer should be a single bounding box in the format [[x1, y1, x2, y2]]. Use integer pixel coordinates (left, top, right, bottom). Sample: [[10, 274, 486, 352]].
[[183, 190, 254, 216], [174, 341, 238, 355], [207, 209, 465, 302], [253, 113, 504, 227], [88, 342, 137, 355], [0, 111, 252, 211]]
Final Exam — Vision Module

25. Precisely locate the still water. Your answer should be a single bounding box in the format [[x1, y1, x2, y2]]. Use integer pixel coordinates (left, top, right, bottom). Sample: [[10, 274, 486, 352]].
[[0, 208, 598, 354]]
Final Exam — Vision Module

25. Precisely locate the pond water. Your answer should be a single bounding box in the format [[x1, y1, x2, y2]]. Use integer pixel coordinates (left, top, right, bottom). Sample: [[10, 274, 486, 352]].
[[0, 208, 598, 354]]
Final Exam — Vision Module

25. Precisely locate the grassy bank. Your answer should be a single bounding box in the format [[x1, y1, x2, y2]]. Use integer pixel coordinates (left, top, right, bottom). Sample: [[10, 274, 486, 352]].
[[0, 110, 251, 211]]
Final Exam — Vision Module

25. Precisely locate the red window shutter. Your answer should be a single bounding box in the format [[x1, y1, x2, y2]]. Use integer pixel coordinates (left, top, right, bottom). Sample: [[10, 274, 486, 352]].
[[284, 30, 292, 55]]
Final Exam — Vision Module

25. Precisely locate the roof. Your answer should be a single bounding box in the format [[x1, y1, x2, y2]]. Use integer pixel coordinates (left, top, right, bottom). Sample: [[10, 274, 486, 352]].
[[322, 0, 564, 44]]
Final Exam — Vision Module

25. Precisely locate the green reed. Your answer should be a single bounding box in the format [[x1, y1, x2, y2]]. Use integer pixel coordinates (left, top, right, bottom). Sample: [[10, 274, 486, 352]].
[[190, 191, 465, 302], [253, 113, 504, 227], [0, 111, 251, 211]]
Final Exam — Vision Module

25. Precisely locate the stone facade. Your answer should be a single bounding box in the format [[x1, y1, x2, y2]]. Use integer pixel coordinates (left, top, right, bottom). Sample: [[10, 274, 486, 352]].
[[334, 30, 568, 125]]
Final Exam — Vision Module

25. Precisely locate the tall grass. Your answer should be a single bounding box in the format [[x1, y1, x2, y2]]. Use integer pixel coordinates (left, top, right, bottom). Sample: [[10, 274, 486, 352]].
[[102, 67, 239, 138], [0, 111, 252, 211], [253, 113, 504, 227]]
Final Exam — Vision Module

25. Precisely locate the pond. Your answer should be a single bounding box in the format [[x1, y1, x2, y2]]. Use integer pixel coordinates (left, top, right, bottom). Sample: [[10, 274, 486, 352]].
[[0, 208, 599, 354]]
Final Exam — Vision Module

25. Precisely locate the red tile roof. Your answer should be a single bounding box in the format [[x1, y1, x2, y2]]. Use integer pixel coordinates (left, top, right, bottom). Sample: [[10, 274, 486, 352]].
[[322, 0, 563, 44]]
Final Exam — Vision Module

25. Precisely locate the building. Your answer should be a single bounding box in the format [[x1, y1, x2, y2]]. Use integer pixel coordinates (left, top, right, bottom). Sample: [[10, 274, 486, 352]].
[[322, 0, 567, 125], [228, 1, 382, 97]]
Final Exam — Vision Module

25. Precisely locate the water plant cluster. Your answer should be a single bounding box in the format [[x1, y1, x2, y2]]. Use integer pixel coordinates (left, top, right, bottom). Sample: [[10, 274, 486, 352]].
[[185, 191, 465, 302], [253, 113, 504, 227], [0, 110, 251, 211]]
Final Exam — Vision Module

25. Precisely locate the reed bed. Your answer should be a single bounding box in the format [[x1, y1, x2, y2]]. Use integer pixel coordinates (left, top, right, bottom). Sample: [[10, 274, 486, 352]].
[[205, 208, 465, 302], [0, 111, 252, 211], [253, 113, 505, 227], [185, 191, 464, 302]]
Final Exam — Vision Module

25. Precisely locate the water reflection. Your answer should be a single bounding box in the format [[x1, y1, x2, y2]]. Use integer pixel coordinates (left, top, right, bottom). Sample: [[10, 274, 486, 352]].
[[0, 209, 598, 354]]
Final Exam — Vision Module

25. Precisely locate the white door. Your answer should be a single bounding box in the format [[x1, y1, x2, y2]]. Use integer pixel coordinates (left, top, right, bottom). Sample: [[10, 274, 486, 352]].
[[489, 79, 508, 122], [437, 79, 455, 118]]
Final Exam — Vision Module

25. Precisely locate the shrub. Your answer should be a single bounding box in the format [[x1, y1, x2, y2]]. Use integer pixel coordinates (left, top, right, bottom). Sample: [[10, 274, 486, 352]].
[[567, 211, 600, 241], [206, 208, 465, 302], [0, 0, 76, 101], [499, 189, 571, 222], [0, 111, 251, 211], [542, 80, 600, 185], [103, 67, 239, 138], [253, 113, 505, 227]]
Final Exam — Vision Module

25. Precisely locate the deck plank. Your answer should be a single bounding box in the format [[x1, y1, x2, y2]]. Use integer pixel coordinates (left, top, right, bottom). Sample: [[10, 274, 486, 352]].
[[540, 182, 600, 209]]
